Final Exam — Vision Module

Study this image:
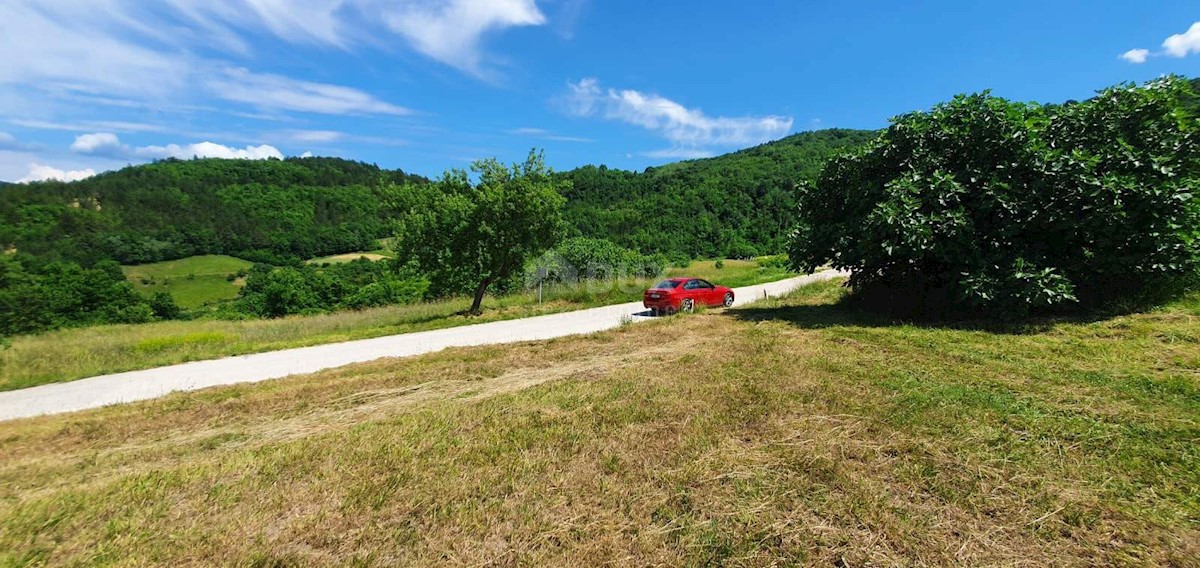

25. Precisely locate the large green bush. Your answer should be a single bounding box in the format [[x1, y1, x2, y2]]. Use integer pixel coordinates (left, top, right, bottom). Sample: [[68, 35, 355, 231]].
[[790, 76, 1200, 317], [236, 259, 429, 318], [0, 255, 160, 334]]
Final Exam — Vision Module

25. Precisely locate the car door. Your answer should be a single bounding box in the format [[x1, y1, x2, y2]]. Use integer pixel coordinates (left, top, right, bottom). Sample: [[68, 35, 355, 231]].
[[681, 279, 701, 306], [696, 279, 719, 306]]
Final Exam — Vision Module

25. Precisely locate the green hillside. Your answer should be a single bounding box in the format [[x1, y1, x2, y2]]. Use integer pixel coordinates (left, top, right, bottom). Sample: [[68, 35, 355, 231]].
[[0, 157, 428, 265], [558, 129, 877, 259], [0, 130, 875, 271]]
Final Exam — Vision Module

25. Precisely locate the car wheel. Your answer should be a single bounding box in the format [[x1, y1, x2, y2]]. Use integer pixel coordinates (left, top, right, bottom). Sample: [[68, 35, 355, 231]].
[[681, 298, 695, 313], [723, 292, 734, 307]]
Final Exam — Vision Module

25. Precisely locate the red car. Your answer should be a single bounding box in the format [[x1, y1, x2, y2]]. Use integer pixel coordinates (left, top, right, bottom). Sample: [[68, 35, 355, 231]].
[[643, 277, 735, 314]]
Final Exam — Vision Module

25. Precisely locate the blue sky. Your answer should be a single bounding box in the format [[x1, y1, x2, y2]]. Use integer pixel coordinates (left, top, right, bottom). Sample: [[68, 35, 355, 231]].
[[1, 1, 1199, 182]]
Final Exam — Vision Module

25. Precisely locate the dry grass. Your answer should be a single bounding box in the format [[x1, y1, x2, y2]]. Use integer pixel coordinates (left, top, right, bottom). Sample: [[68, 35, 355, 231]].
[[2, 281, 1197, 566]]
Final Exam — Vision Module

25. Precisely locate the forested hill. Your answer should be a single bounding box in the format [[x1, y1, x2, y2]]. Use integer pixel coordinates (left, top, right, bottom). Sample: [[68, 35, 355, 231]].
[[559, 128, 877, 259], [0, 157, 427, 265], [1, 129, 877, 266]]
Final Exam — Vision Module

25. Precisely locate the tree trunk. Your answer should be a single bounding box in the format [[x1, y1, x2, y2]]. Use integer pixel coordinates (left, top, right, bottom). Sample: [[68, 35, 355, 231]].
[[468, 277, 491, 315]]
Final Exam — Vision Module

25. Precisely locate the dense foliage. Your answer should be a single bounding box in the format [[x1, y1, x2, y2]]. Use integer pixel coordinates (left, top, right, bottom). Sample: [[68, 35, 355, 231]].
[[0, 254, 164, 336], [0, 157, 427, 266], [790, 76, 1200, 317], [236, 259, 429, 318], [398, 151, 568, 314], [559, 129, 876, 259], [529, 237, 668, 285]]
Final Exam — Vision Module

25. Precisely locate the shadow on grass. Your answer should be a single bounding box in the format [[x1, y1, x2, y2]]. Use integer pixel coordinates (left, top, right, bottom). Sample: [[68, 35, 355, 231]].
[[726, 291, 1134, 336]]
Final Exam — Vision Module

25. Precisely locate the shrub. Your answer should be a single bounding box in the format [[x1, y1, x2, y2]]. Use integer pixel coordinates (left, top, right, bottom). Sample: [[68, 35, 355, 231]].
[[149, 291, 183, 320], [341, 277, 430, 310], [715, 259, 725, 270], [529, 237, 666, 285], [790, 76, 1200, 317]]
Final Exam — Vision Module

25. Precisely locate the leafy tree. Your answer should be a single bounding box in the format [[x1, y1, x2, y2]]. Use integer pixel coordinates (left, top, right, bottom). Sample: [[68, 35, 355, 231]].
[[149, 291, 183, 320], [399, 150, 568, 315], [790, 76, 1200, 317]]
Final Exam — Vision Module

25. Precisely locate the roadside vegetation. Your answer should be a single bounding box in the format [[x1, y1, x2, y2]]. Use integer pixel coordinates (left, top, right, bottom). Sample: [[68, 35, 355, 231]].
[[2, 280, 1196, 565], [0, 257, 790, 390]]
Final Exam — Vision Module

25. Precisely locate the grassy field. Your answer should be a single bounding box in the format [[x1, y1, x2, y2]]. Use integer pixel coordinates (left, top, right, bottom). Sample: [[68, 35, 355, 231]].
[[122, 255, 254, 308], [1, 280, 1196, 565], [0, 258, 791, 391], [306, 250, 396, 264]]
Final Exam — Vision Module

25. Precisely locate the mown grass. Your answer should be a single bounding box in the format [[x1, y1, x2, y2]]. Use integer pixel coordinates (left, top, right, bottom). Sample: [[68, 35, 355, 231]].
[[121, 254, 254, 308], [0, 280, 1196, 565], [305, 249, 396, 264], [0, 259, 791, 391]]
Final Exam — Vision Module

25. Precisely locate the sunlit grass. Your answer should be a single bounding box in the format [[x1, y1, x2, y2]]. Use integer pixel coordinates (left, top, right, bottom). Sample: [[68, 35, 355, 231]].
[[122, 255, 254, 308], [0, 258, 793, 390], [1, 280, 1196, 564]]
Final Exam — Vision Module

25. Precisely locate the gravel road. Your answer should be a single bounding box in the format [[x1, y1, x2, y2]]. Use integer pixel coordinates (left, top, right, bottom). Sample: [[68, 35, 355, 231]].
[[0, 271, 844, 420]]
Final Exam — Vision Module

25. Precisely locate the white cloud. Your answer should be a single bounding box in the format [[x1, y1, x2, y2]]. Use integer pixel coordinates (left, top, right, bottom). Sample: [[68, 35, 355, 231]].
[[135, 141, 284, 160], [16, 163, 96, 183], [379, 0, 546, 76], [565, 78, 793, 149], [1120, 48, 1150, 64], [70, 132, 129, 158], [206, 67, 411, 116], [67, 131, 284, 161], [1122, 21, 1200, 64], [1163, 22, 1200, 58]]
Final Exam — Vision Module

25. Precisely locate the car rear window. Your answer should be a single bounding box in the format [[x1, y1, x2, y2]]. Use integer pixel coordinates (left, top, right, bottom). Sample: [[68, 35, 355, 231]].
[[652, 280, 679, 289]]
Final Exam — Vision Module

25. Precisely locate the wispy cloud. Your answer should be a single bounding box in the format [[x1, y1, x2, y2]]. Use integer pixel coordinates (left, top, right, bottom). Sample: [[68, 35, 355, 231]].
[[283, 130, 345, 143], [642, 148, 715, 160], [12, 118, 169, 133], [563, 77, 793, 154], [207, 68, 412, 116], [379, 0, 546, 77], [0, 1, 414, 120], [1121, 21, 1200, 64], [509, 127, 592, 143], [0, 131, 40, 151]]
